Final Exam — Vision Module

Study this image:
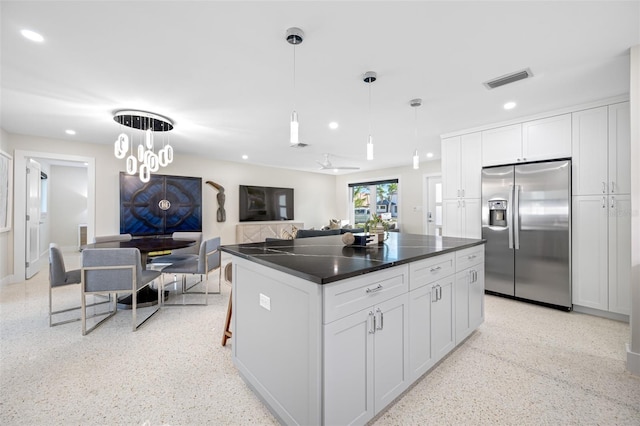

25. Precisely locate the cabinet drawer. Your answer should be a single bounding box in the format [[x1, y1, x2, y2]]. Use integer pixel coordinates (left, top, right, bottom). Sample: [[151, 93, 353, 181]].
[[409, 253, 455, 291], [323, 265, 408, 324], [456, 245, 485, 270]]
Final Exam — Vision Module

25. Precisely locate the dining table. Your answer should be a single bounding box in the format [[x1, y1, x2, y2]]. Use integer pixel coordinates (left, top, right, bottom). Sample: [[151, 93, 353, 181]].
[[81, 236, 196, 308]]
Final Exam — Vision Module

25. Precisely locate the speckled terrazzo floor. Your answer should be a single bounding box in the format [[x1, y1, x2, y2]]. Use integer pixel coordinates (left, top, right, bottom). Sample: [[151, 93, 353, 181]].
[[1, 251, 639, 425]]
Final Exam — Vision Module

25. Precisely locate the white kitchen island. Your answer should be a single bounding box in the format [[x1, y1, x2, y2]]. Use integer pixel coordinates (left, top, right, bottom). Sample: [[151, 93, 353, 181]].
[[221, 233, 485, 425]]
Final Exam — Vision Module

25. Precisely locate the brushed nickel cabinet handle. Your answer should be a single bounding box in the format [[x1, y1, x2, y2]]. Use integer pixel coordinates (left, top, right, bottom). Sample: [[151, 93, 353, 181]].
[[366, 284, 383, 294]]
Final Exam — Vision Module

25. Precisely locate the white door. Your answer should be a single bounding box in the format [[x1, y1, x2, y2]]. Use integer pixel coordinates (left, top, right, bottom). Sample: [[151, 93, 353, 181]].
[[26, 159, 41, 279], [426, 177, 442, 236]]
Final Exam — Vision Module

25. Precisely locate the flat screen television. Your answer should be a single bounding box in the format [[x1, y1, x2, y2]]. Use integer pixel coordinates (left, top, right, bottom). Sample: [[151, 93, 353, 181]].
[[239, 185, 294, 222]]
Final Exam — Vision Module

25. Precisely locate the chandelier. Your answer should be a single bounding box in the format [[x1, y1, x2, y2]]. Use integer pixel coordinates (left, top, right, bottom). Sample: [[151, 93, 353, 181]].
[[113, 110, 174, 182]]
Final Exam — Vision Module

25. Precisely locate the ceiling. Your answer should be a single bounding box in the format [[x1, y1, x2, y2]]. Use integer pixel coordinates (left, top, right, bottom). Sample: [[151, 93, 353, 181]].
[[1, 1, 638, 174]]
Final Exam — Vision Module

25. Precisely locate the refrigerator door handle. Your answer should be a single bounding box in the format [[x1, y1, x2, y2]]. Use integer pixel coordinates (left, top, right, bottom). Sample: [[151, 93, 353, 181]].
[[507, 184, 514, 249], [514, 185, 520, 250]]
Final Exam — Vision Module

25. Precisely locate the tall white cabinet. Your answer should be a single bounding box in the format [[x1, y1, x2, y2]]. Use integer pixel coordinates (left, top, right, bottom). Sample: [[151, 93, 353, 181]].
[[571, 102, 631, 315], [441, 132, 482, 239]]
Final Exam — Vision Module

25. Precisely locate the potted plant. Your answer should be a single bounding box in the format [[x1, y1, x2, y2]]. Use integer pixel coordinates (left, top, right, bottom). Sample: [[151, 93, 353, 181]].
[[365, 214, 388, 244]]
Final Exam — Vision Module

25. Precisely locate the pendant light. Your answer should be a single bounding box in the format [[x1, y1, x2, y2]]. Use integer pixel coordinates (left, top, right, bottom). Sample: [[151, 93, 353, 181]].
[[363, 71, 377, 160], [286, 27, 304, 146], [410, 98, 422, 169]]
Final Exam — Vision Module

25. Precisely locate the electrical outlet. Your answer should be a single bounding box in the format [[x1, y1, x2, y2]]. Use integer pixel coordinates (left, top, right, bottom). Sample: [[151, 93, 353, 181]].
[[259, 293, 271, 311]]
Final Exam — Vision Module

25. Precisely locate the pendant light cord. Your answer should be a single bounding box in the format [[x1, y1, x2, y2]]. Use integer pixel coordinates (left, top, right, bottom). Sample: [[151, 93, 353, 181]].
[[293, 44, 297, 110], [368, 80, 372, 135]]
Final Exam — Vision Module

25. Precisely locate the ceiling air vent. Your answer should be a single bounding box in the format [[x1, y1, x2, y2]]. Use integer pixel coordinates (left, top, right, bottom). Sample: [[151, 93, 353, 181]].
[[483, 68, 533, 89]]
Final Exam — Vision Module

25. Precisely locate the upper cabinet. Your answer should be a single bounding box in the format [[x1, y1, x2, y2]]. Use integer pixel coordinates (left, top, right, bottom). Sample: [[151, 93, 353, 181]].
[[442, 132, 481, 199], [481, 124, 522, 167], [572, 102, 630, 196], [608, 102, 631, 195], [522, 114, 572, 161], [481, 114, 571, 166]]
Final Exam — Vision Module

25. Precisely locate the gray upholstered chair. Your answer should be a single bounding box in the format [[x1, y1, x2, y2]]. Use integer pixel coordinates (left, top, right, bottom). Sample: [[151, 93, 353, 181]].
[[159, 237, 222, 305], [81, 248, 162, 335], [93, 234, 132, 243], [49, 243, 108, 327], [150, 231, 202, 265]]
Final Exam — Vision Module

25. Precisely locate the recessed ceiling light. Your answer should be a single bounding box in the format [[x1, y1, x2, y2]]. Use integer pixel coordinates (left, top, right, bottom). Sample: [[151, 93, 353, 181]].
[[504, 101, 517, 110], [426, 152, 434, 158], [65, 129, 76, 135], [21, 29, 44, 43], [329, 122, 339, 130], [242, 155, 248, 160]]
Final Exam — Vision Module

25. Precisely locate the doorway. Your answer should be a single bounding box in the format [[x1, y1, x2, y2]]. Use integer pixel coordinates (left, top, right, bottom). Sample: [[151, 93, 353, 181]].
[[13, 150, 95, 282], [424, 176, 442, 236]]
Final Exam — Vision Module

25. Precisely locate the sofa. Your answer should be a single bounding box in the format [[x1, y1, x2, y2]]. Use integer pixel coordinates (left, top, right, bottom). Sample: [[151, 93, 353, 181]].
[[265, 227, 365, 242]]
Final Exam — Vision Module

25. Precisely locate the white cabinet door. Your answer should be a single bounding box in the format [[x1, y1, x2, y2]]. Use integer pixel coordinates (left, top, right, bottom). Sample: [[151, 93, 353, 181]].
[[460, 132, 482, 198], [442, 199, 462, 238], [608, 102, 631, 195], [455, 263, 484, 345], [373, 293, 410, 412], [522, 114, 571, 162], [469, 263, 485, 332], [461, 198, 481, 239], [455, 269, 472, 345], [572, 195, 609, 310], [572, 107, 608, 196], [608, 195, 631, 315], [443, 199, 481, 239], [408, 284, 434, 381], [324, 308, 374, 426], [442, 136, 461, 199], [481, 124, 522, 166], [431, 277, 455, 363]]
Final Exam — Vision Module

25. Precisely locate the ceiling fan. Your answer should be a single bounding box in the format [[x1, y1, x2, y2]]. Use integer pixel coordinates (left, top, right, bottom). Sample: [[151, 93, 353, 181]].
[[317, 154, 360, 171]]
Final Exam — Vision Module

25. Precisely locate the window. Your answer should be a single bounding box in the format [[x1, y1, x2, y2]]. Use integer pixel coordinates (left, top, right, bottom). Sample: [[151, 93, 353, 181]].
[[349, 179, 399, 230]]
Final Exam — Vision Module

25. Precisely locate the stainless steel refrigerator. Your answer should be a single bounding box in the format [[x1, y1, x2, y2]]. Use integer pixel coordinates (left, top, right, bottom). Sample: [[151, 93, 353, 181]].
[[481, 160, 571, 309]]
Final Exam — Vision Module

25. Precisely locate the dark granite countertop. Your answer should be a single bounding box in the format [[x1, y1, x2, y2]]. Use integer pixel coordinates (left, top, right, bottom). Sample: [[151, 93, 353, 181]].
[[221, 232, 485, 284]]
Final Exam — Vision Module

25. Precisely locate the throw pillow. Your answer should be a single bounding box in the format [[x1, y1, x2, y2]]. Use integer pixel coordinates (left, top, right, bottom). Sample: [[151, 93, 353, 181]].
[[280, 225, 298, 240]]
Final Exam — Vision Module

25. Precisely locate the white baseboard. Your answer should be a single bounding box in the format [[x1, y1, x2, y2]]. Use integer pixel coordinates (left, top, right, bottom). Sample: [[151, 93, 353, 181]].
[[626, 343, 640, 376], [572, 304, 629, 323], [0, 274, 15, 286]]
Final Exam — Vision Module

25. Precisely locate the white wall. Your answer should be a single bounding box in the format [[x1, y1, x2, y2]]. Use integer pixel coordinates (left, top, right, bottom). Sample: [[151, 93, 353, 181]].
[[335, 160, 441, 235], [0, 128, 11, 284], [4, 133, 338, 247], [628, 44, 640, 374]]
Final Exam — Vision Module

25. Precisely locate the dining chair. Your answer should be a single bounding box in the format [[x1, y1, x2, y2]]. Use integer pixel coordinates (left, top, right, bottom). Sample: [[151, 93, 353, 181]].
[[159, 237, 222, 306], [81, 247, 162, 335], [150, 231, 202, 265], [49, 243, 109, 327], [93, 233, 132, 243]]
